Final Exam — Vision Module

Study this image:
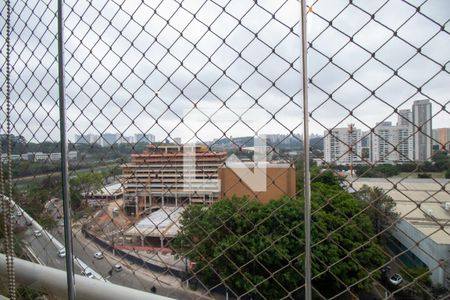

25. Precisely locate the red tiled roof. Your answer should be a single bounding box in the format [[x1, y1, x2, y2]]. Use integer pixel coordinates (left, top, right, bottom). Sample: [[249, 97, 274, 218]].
[[130, 152, 227, 158]]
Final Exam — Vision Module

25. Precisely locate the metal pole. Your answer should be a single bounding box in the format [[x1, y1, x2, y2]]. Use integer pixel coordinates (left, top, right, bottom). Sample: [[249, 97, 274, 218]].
[[57, 0, 76, 299], [0, 254, 174, 300], [0, 0, 16, 300], [3, 0, 16, 298], [300, 1, 311, 299]]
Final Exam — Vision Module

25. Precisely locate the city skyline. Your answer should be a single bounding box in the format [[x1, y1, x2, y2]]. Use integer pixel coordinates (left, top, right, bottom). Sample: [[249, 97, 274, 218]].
[[1, 0, 449, 299], [69, 97, 447, 146], [2, 1, 448, 143], [324, 99, 446, 164]]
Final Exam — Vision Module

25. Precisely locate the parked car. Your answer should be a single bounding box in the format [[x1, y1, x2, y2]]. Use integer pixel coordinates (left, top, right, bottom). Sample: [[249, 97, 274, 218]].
[[16, 210, 23, 217], [58, 248, 66, 258], [94, 252, 104, 260], [33, 230, 42, 237], [113, 264, 122, 272], [81, 270, 95, 279], [25, 220, 33, 226], [389, 273, 403, 286]]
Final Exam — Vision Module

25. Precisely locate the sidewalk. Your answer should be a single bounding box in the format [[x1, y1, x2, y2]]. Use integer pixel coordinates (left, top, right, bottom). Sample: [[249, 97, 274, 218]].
[[116, 247, 187, 272]]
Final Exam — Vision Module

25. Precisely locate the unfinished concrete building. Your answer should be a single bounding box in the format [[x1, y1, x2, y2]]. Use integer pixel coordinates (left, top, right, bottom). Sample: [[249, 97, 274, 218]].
[[122, 144, 227, 217]]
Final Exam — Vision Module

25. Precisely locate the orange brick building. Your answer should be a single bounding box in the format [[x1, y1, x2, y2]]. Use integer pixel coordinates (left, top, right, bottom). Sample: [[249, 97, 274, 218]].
[[219, 163, 296, 203], [433, 128, 450, 151]]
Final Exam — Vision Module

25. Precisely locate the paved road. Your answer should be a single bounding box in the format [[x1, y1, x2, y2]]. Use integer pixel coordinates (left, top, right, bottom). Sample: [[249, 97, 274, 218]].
[[11, 200, 215, 300], [15, 211, 82, 274], [51, 228, 212, 299]]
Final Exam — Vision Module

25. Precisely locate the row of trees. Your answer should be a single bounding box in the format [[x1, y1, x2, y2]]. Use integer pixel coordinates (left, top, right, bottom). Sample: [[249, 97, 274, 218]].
[[352, 151, 449, 178], [6, 170, 107, 230], [1, 134, 149, 163], [69, 172, 105, 211], [18, 176, 61, 230], [172, 172, 395, 298]]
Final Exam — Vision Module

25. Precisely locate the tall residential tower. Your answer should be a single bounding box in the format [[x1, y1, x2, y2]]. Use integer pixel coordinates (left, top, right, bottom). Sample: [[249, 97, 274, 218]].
[[412, 100, 432, 161], [323, 124, 362, 165]]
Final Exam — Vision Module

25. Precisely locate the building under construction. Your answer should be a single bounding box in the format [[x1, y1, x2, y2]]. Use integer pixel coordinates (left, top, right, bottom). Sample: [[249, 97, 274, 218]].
[[122, 144, 227, 217]]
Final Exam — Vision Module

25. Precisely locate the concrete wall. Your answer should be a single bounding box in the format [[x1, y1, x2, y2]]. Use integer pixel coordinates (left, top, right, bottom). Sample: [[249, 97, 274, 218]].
[[219, 166, 296, 203], [392, 219, 450, 289]]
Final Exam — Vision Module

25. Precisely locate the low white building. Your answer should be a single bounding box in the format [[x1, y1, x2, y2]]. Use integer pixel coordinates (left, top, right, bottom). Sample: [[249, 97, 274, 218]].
[[68, 151, 78, 160], [50, 152, 61, 161], [34, 152, 50, 161], [1, 154, 22, 161], [123, 206, 184, 247], [86, 183, 123, 207]]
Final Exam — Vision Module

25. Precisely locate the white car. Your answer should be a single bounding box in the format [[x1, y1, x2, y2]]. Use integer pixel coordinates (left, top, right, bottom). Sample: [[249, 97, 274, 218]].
[[16, 210, 23, 217], [58, 248, 66, 258], [81, 270, 95, 279], [33, 230, 42, 237], [93, 252, 104, 260], [113, 264, 122, 272], [389, 273, 403, 286]]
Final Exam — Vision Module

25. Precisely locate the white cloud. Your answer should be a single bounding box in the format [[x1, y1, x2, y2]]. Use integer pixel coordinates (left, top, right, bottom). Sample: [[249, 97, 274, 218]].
[[1, 0, 448, 144]]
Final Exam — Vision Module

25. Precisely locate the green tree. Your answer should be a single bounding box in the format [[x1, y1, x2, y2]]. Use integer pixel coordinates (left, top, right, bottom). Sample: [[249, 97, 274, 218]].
[[311, 168, 342, 186], [355, 164, 400, 178], [15, 175, 61, 221], [70, 172, 104, 210], [417, 173, 432, 179], [38, 213, 58, 230], [173, 183, 387, 298], [295, 160, 341, 191], [356, 185, 398, 235], [431, 150, 449, 171], [400, 267, 431, 298]]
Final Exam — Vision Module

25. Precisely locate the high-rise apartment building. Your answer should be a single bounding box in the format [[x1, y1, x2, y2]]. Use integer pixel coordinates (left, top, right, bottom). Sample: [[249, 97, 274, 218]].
[[74, 133, 100, 144], [101, 133, 120, 146], [360, 131, 372, 162], [323, 124, 362, 165], [397, 109, 412, 126], [412, 100, 432, 161], [323, 100, 436, 165], [372, 122, 413, 163], [135, 133, 156, 144]]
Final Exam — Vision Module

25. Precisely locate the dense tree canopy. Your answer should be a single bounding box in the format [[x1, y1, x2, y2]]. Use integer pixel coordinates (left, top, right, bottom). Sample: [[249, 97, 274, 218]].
[[355, 164, 400, 178], [173, 182, 387, 299], [70, 172, 105, 210], [356, 185, 398, 235], [13, 176, 61, 230], [353, 151, 450, 178]]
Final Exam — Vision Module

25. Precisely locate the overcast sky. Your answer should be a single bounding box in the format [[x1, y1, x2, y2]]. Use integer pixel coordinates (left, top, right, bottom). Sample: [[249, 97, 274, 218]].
[[1, 0, 449, 144]]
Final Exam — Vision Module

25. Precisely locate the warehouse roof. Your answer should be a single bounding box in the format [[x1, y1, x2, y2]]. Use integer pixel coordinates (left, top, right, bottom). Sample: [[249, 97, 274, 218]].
[[124, 206, 184, 238], [351, 177, 450, 245]]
